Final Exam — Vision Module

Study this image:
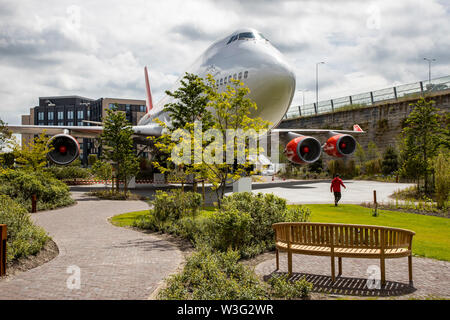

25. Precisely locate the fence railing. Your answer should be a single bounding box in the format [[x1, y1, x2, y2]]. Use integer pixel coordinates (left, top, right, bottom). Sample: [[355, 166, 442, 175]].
[[283, 75, 450, 120]]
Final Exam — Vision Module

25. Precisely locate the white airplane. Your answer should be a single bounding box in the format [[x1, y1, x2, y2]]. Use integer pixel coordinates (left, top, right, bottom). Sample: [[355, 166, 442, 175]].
[[7, 28, 363, 166]]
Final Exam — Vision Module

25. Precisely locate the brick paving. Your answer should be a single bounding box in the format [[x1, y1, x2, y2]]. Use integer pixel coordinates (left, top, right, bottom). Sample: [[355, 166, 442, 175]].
[[0, 192, 183, 300], [255, 252, 450, 298]]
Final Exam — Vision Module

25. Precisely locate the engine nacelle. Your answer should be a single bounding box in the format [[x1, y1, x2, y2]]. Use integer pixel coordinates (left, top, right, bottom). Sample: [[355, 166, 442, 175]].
[[47, 134, 80, 165], [323, 134, 356, 158], [284, 134, 322, 165]]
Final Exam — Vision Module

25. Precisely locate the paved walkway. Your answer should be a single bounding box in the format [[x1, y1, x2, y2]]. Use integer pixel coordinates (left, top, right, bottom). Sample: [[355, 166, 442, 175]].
[[0, 192, 183, 300], [248, 180, 414, 204], [256, 253, 450, 298]]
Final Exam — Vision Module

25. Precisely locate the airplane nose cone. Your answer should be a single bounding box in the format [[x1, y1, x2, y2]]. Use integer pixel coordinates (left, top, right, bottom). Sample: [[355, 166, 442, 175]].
[[247, 57, 296, 128]]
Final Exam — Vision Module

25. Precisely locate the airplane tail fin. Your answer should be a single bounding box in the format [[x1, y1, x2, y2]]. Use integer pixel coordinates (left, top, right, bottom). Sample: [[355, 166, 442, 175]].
[[144, 66, 153, 113], [353, 124, 363, 132]]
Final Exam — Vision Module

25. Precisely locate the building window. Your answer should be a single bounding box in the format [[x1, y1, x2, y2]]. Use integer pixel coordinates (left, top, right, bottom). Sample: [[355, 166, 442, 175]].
[[38, 112, 44, 121], [67, 111, 74, 120], [58, 111, 64, 120], [58, 122, 64, 126], [77, 121, 83, 126], [109, 103, 116, 109], [220, 78, 223, 85], [244, 71, 248, 79], [77, 110, 84, 119], [228, 75, 232, 82], [140, 105, 146, 112], [68, 121, 73, 126], [87, 110, 90, 118], [233, 74, 237, 79], [48, 112, 54, 120], [238, 72, 242, 80]]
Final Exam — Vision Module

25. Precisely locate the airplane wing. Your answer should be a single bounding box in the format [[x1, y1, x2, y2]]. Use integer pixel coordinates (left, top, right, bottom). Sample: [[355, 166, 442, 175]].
[[272, 124, 365, 134], [7, 125, 104, 138], [7, 124, 163, 138]]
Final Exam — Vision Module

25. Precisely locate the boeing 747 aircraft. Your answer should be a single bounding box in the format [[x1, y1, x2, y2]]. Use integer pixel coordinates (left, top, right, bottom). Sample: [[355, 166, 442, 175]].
[[7, 28, 363, 165]]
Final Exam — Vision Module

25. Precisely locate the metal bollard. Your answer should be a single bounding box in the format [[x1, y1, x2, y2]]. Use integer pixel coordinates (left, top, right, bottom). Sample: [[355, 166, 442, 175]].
[[0, 224, 6, 277]]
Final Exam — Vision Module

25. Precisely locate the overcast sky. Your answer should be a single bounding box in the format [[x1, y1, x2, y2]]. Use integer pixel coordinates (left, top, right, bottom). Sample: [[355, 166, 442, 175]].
[[1, 0, 449, 125]]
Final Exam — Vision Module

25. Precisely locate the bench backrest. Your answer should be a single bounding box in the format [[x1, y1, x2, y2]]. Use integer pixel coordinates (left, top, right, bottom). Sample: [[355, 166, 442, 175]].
[[273, 222, 415, 249]]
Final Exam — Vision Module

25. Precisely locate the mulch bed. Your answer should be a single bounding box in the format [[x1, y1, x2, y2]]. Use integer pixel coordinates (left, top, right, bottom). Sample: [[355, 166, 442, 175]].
[[2, 239, 59, 279]]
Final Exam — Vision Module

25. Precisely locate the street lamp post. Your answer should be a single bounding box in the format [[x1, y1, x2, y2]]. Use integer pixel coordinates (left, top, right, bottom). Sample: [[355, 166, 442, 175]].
[[423, 57, 436, 85], [315, 62, 325, 114]]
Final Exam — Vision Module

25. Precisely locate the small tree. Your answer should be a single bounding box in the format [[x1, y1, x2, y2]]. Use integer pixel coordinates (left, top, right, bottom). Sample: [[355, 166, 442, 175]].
[[151, 72, 212, 184], [0, 119, 13, 168], [13, 131, 53, 172], [91, 160, 113, 188], [400, 97, 444, 194], [163, 73, 211, 129], [100, 107, 139, 196], [354, 142, 366, 166], [434, 152, 450, 209], [0, 119, 12, 152], [366, 141, 380, 161], [381, 145, 399, 175], [152, 75, 269, 207], [191, 76, 269, 206]]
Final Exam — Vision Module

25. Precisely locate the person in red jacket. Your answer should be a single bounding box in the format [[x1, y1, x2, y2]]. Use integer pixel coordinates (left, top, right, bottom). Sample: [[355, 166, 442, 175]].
[[330, 174, 346, 206]]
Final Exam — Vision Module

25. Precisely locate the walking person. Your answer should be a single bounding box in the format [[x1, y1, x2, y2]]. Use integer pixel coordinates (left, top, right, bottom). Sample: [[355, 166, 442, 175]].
[[330, 174, 346, 206]]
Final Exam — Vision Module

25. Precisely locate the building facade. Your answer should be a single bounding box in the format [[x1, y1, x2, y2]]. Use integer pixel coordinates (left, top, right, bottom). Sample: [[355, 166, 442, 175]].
[[21, 95, 146, 165]]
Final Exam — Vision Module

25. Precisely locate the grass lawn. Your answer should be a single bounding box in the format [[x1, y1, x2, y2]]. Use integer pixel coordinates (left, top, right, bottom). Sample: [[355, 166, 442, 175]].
[[299, 204, 450, 262], [110, 210, 148, 227], [110, 204, 450, 262]]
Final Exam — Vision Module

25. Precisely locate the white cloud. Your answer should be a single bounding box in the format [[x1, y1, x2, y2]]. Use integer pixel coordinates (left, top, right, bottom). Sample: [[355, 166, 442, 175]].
[[0, 0, 449, 124]]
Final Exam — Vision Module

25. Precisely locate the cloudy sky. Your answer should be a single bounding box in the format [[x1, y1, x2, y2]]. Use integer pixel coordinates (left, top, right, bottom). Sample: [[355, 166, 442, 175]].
[[1, 0, 449, 124]]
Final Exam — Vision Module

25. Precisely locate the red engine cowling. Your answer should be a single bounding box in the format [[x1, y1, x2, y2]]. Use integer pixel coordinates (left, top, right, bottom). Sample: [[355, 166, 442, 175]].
[[47, 134, 80, 165], [284, 135, 322, 165], [323, 134, 356, 157]]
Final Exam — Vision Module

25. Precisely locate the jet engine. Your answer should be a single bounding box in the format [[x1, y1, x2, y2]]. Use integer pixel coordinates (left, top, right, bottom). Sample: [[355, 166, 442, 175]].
[[323, 134, 356, 158], [284, 133, 322, 165], [47, 134, 80, 165]]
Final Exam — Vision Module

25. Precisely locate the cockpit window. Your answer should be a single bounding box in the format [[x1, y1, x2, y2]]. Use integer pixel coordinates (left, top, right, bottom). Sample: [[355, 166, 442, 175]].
[[227, 32, 267, 45], [226, 34, 238, 44], [238, 32, 255, 40]]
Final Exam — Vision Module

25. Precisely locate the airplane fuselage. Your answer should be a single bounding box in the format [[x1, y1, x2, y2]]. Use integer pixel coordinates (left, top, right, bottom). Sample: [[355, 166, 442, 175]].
[[137, 28, 296, 132]]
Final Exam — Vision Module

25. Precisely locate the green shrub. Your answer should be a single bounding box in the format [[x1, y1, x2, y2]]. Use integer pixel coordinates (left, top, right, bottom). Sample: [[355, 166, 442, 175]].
[[221, 192, 286, 244], [88, 189, 142, 200], [91, 160, 113, 182], [135, 192, 311, 258], [158, 248, 268, 300], [268, 274, 312, 299], [0, 169, 74, 211], [364, 158, 382, 175], [152, 190, 202, 222], [87, 154, 98, 166], [208, 208, 253, 251], [207, 193, 310, 258], [0, 195, 49, 262], [46, 165, 90, 180], [284, 206, 311, 222]]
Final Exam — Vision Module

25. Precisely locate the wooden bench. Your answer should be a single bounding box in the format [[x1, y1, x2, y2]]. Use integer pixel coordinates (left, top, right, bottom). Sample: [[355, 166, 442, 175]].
[[273, 222, 415, 285]]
